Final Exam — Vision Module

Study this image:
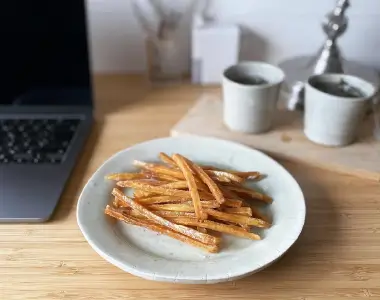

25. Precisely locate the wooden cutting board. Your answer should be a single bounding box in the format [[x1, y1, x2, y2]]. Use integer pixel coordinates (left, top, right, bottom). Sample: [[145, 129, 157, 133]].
[[171, 95, 380, 181]]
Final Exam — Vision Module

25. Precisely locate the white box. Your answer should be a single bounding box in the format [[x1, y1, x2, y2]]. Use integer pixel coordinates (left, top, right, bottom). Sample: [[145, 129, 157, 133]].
[[191, 16, 240, 85]]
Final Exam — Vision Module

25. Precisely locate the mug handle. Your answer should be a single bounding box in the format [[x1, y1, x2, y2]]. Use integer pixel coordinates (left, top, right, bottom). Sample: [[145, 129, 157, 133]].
[[372, 92, 380, 141]]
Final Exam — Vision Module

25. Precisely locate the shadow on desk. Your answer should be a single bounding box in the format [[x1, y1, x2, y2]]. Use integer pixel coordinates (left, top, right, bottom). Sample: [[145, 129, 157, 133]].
[[238, 161, 341, 285], [93, 75, 151, 118], [91, 74, 211, 119], [51, 118, 103, 221]]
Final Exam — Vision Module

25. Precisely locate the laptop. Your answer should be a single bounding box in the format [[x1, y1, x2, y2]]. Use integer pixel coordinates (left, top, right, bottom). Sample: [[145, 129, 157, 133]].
[[0, 1, 93, 222]]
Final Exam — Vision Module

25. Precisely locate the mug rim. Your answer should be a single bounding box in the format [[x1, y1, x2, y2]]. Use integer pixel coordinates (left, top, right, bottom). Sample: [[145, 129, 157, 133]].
[[223, 61, 285, 89], [307, 73, 377, 102]]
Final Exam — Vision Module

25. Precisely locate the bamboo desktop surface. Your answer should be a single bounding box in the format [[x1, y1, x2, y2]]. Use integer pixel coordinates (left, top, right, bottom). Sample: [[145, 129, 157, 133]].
[[1, 75, 380, 300]]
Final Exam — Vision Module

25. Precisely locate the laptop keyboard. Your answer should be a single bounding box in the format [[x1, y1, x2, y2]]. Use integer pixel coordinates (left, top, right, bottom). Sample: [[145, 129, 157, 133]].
[[0, 118, 81, 164]]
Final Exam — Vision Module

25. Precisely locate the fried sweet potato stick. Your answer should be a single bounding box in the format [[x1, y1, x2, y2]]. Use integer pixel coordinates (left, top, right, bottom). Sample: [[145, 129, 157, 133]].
[[149, 201, 218, 212], [240, 225, 251, 232], [134, 190, 156, 198], [125, 209, 202, 219], [206, 209, 271, 228], [223, 198, 243, 208], [231, 171, 262, 180], [223, 207, 253, 216], [112, 195, 129, 208], [134, 160, 184, 179], [221, 220, 251, 232], [215, 188, 243, 208], [123, 206, 207, 234], [136, 195, 188, 205], [250, 207, 271, 223], [116, 180, 218, 202], [118, 180, 241, 208], [201, 166, 262, 180], [134, 160, 209, 190], [117, 181, 193, 197], [184, 157, 226, 205], [219, 186, 240, 199], [225, 185, 273, 204], [112, 196, 127, 208], [205, 170, 244, 183], [105, 173, 148, 181], [171, 218, 261, 240], [112, 188, 217, 245], [105, 206, 218, 253], [134, 160, 238, 185], [128, 179, 167, 185], [159, 180, 208, 191], [158, 158, 259, 181], [171, 154, 204, 220], [141, 171, 178, 182], [159, 181, 189, 190], [159, 152, 177, 168]]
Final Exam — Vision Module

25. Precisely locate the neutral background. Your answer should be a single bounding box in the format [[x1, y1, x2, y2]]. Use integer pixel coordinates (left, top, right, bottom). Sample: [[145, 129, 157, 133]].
[[87, 0, 380, 73]]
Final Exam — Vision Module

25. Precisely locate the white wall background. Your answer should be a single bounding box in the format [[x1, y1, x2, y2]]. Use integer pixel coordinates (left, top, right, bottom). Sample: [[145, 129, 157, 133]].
[[87, 0, 380, 73]]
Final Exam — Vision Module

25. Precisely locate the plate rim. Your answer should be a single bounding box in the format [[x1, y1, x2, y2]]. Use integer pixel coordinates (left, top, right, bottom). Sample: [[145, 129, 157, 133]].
[[77, 136, 306, 283]]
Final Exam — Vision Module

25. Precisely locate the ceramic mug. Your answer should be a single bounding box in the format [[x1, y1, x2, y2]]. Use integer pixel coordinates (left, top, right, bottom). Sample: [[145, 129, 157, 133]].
[[305, 73, 377, 147], [222, 61, 285, 134]]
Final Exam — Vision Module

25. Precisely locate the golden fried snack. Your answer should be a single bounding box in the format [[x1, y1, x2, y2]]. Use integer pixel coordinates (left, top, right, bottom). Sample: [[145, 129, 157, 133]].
[[219, 186, 241, 198], [223, 207, 253, 216], [149, 201, 218, 212], [141, 170, 178, 182], [159, 152, 177, 168], [225, 185, 273, 204], [231, 171, 261, 180], [128, 179, 167, 185], [135, 160, 209, 189], [201, 166, 262, 180], [112, 195, 128, 208], [206, 209, 271, 228], [159, 181, 189, 190], [172, 154, 204, 220], [184, 156, 226, 205], [214, 188, 243, 208], [134, 190, 156, 198], [117, 181, 192, 197], [205, 170, 244, 183], [171, 218, 261, 240], [136, 195, 188, 205], [126, 209, 203, 219], [197, 227, 208, 234], [105, 153, 274, 253], [112, 196, 127, 208], [221, 220, 252, 232], [112, 188, 218, 245], [240, 225, 251, 232], [135, 160, 241, 185], [159, 180, 208, 191], [105, 206, 218, 253], [118, 181, 223, 206], [250, 207, 271, 223], [134, 160, 185, 179], [105, 173, 148, 181], [223, 198, 243, 208]]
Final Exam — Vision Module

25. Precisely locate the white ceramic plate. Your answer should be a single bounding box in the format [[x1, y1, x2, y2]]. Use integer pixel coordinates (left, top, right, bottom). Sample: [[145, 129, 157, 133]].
[[77, 136, 305, 284]]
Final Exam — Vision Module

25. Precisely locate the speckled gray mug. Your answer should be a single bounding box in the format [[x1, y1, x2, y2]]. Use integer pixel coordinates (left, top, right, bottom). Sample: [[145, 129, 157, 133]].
[[222, 61, 285, 134], [305, 74, 377, 147]]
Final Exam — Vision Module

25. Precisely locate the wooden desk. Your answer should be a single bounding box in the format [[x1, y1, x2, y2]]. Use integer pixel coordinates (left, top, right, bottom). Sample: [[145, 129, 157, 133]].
[[1, 75, 380, 300]]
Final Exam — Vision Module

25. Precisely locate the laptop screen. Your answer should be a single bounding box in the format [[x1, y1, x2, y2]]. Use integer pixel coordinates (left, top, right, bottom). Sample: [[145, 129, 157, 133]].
[[0, 1, 92, 106]]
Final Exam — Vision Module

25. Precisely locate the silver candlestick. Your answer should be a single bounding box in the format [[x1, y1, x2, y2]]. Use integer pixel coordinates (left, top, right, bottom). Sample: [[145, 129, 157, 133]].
[[279, 0, 379, 111], [311, 0, 349, 74]]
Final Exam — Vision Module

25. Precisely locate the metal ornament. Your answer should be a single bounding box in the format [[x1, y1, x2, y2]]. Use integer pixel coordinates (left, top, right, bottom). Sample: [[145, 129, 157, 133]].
[[279, 0, 379, 111]]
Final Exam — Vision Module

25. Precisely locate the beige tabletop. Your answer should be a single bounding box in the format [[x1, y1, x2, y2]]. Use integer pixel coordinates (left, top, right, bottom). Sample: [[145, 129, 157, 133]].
[[1, 75, 380, 300]]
